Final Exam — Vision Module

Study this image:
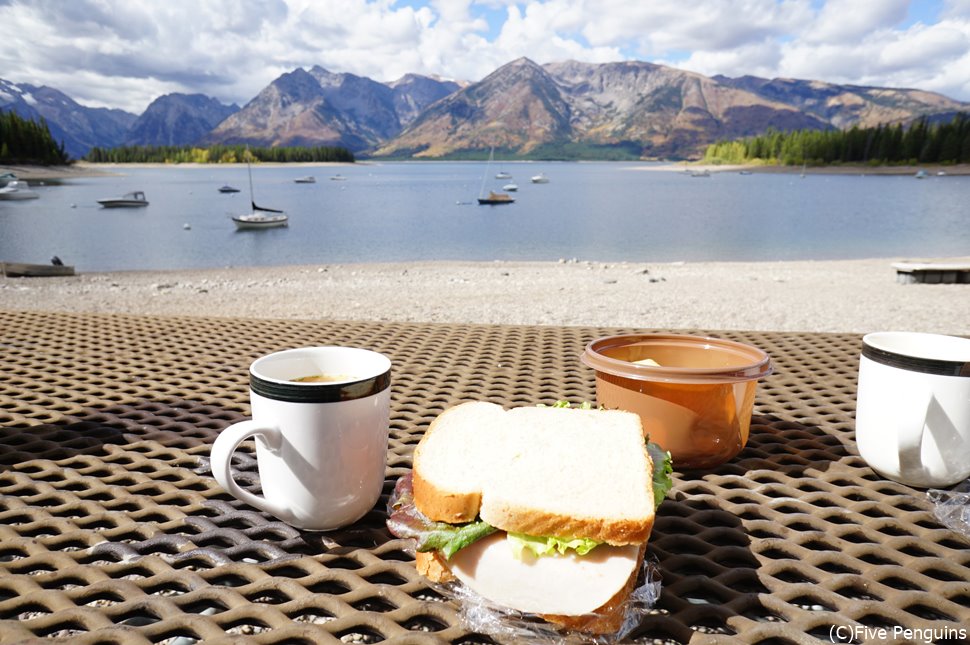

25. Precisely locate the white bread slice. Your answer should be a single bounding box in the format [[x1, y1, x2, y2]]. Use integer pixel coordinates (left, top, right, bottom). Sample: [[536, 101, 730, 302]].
[[411, 401, 512, 523], [412, 402, 655, 545]]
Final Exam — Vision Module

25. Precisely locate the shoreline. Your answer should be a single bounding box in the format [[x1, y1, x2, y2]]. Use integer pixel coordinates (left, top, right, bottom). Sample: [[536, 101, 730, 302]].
[[2, 258, 967, 335], [632, 162, 970, 176], [4, 160, 969, 181]]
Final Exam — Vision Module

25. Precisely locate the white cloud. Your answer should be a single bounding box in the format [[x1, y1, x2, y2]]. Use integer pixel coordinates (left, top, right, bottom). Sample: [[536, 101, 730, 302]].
[[0, 0, 967, 115], [779, 12, 970, 98], [805, 0, 909, 44]]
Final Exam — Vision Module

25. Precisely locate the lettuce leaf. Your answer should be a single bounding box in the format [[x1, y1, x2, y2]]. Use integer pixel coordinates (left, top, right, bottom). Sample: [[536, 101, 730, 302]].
[[544, 400, 596, 409], [507, 532, 601, 559], [647, 441, 674, 510], [417, 520, 498, 560], [387, 473, 497, 559]]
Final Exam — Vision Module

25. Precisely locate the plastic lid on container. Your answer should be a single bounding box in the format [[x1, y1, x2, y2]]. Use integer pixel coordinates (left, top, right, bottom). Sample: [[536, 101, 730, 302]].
[[581, 333, 773, 384]]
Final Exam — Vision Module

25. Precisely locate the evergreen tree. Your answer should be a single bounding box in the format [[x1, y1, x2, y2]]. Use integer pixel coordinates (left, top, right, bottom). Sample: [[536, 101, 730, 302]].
[[0, 111, 70, 164]]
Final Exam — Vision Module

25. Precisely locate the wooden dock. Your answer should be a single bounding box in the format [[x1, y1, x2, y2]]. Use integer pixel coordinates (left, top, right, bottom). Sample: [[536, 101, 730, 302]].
[[892, 258, 970, 284]]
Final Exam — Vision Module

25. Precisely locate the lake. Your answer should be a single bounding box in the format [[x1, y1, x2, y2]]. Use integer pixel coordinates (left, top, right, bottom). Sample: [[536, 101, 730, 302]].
[[1, 162, 967, 272]]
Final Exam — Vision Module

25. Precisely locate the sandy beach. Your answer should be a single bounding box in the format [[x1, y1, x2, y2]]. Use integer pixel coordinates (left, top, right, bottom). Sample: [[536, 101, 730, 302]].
[[2, 259, 967, 335]]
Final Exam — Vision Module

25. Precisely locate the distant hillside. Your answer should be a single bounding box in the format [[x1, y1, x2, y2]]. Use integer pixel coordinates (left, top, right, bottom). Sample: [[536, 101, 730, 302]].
[[376, 58, 967, 159], [125, 93, 238, 146], [204, 67, 459, 153]]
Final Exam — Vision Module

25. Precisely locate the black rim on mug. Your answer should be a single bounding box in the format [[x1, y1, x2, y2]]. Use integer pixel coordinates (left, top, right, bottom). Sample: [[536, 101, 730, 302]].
[[249, 347, 392, 403], [862, 333, 970, 378]]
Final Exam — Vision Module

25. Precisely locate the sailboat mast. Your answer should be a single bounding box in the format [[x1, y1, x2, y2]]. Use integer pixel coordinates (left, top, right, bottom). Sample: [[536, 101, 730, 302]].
[[479, 147, 493, 199], [246, 149, 257, 210]]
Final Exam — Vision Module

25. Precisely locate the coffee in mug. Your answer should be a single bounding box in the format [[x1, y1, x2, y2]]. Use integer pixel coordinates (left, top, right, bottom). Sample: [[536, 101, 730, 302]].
[[210, 346, 391, 530], [856, 332, 970, 488]]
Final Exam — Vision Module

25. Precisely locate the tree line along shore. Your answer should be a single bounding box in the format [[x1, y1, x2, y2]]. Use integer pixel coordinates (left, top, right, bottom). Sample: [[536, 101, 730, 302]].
[[704, 113, 970, 167]]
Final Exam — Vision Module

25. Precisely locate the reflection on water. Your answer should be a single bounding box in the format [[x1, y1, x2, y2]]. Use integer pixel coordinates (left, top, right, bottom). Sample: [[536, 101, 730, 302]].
[[0, 162, 968, 272]]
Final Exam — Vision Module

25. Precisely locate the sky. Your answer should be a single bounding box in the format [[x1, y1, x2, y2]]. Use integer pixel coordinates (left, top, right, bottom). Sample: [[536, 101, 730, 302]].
[[0, 0, 968, 115]]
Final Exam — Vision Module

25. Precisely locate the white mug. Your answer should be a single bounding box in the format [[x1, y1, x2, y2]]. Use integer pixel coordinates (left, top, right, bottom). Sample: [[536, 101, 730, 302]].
[[210, 346, 391, 530], [856, 332, 970, 488]]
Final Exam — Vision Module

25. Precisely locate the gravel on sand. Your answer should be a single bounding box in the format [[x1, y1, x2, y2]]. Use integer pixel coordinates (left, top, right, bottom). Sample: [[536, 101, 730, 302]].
[[2, 259, 967, 335]]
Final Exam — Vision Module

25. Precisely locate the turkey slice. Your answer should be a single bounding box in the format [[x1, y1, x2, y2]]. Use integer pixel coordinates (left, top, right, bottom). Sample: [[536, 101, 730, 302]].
[[449, 532, 640, 616]]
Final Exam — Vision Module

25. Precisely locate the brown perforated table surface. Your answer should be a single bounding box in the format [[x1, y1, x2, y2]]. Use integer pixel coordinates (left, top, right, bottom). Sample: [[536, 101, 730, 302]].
[[0, 310, 967, 644]]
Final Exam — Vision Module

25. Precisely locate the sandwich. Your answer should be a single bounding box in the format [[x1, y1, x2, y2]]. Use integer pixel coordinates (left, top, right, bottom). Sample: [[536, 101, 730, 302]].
[[388, 401, 673, 634]]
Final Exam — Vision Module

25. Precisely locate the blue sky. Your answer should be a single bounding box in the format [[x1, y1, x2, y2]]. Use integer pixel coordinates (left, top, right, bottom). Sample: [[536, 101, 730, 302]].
[[0, 0, 968, 114]]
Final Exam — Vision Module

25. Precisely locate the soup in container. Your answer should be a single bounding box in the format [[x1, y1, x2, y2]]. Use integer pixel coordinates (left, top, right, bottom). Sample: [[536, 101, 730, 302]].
[[582, 334, 772, 470]]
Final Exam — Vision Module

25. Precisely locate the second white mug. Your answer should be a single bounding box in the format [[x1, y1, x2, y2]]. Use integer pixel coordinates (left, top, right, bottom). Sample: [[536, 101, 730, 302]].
[[856, 331, 970, 488]]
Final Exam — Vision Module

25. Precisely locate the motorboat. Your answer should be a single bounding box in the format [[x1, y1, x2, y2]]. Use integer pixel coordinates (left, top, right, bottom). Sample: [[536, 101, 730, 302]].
[[503, 182, 518, 192], [294, 176, 316, 184], [232, 212, 288, 229], [218, 185, 241, 193], [330, 174, 347, 181], [915, 170, 929, 179], [689, 169, 711, 178], [0, 171, 18, 187], [97, 191, 149, 207], [0, 179, 39, 200], [530, 173, 550, 184], [495, 171, 512, 179]]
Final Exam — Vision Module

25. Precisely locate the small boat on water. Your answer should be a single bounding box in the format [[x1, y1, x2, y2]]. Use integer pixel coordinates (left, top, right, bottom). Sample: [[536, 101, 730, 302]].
[[294, 176, 316, 184], [330, 174, 347, 181], [1, 260, 75, 277], [97, 191, 149, 207], [477, 148, 514, 205], [503, 182, 518, 192], [478, 191, 515, 205], [0, 172, 18, 187], [232, 212, 289, 229], [689, 169, 711, 178], [495, 171, 512, 179], [915, 170, 929, 179], [0, 179, 40, 200], [531, 173, 550, 184], [218, 185, 241, 193]]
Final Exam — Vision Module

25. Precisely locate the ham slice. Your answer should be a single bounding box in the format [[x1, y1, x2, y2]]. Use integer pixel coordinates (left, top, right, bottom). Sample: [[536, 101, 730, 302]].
[[449, 533, 640, 616]]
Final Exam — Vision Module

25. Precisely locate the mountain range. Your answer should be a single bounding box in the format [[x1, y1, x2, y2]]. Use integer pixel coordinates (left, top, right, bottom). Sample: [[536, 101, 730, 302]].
[[2, 58, 967, 160]]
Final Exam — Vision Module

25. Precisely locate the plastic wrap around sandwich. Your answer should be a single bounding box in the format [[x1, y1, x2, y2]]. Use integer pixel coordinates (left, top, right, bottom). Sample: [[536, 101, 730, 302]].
[[388, 401, 673, 634]]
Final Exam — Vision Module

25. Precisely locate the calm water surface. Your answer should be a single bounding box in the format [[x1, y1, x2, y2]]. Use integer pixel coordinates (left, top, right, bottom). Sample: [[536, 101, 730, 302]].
[[1, 162, 967, 272]]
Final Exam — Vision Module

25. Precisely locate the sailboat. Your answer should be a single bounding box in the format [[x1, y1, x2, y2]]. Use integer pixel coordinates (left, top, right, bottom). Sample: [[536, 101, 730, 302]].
[[477, 148, 514, 205], [232, 154, 288, 230]]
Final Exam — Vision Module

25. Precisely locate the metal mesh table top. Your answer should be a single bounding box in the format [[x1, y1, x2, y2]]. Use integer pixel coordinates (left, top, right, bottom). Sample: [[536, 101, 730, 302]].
[[0, 309, 966, 644]]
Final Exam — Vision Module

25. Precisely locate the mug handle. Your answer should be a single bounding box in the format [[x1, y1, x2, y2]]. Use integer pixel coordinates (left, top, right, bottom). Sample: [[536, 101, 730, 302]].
[[210, 420, 290, 520]]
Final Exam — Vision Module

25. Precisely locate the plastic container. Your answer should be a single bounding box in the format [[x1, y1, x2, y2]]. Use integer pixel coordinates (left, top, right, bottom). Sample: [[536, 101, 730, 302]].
[[581, 334, 772, 470]]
